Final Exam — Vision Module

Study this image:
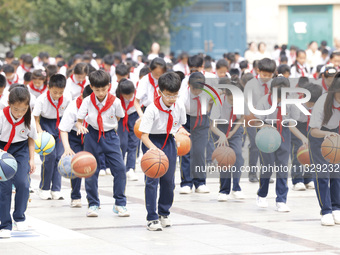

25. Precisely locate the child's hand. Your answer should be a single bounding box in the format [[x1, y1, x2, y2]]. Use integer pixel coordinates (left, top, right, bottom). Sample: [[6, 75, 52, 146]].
[[29, 159, 36, 174], [177, 127, 190, 136], [325, 132, 339, 139], [76, 124, 88, 135], [149, 146, 161, 153], [62, 148, 75, 157], [300, 136, 308, 146], [215, 135, 229, 147], [227, 131, 235, 140], [37, 127, 43, 133]]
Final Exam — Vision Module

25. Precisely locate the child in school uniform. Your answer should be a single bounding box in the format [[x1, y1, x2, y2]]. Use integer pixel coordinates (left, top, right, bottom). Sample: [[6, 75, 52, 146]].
[[76, 70, 130, 218], [59, 86, 93, 208], [16, 54, 34, 84], [109, 63, 129, 96], [65, 63, 90, 100], [0, 75, 7, 99], [33, 74, 71, 200], [173, 52, 190, 76], [277, 64, 291, 79], [308, 72, 340, 226], [0, 83, 36, 111], [116, 79, 139, 181], [316, 65, 337, 94], [23, 72, 32, 86], [28, 69, 48, 98], [139, 72, 188, 231], [215, 59, 230, 78], [290, 50, 310, 79], [1, 64, 19, 88], [0, 86, 37, 238]]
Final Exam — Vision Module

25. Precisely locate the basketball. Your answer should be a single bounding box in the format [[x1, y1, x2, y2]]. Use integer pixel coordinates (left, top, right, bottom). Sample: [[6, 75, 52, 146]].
[[58, 155, 77, 179], [255, 127, 281, 153], [134, 118, 142, 139], [141, 149, 169, 178], [297, 144, 310, 165], [0, 152, 18, 182], [175, 133, 191, 156], [35, 132, 55, 155], [212, 146, 236, 167], [321, 135, 340, 164], [71, 151, 97, 178]]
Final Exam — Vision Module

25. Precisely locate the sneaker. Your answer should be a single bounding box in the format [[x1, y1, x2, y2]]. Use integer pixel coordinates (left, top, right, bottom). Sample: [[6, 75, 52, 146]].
[[231, 191, 245, 199], [195, 185, 210, 193], [332, 210, 340, 224], [256, 196, 268, 208], [106, 168, 111, 175], [321, 213, 335, 226], [249, 173, 259, 183], [147, 220, 163, 231], [0, 229, 11, 238], [14, 221, 28, 231], [113, 206, 130, 217], [305, 181, 315, 189], [179, 186, 192, 194], [51, 191, 64, 200], [71, 199, 82, 208], [29, 186, 34, 193], [276, 202, 291, 212], [218, 193, 230, 202], [87, 206, 99, 217], [99, 169, 106, 176], [126, 169, 138, 181], [293, 182, 306, 191], [39, 189, 52, 200], [159, 215, 172, 228]]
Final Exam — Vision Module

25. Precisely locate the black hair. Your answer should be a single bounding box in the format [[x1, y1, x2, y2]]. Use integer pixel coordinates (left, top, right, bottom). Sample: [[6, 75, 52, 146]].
[[204, 55, 212, 62], [49, 74, 66, 88], [2, 64, 14, 74], [204, 61, 212, 70], [55, 54, 63, 59], [82, 85, 93, 98], [24, 72, 32, 82], [280, 44, 287, 57], [87, 64, 96, 74], [116, 78, 135, 98], [5, 51, 14, 59], [39, 52, 49, 59], [150, 57, 167, 72], [103, 54, 114, 65], [0, 74, 6, 88], [239, 60, 248, 70], [174, 71, 185, 81], [277, 64, 290, 75], [216, 59, 229, 70], [224, 52, 236, 63], [139, 65, 150, 79], [229, 68, 240, 77], [258, 58, 276, 73], [323, 73, 340, 125], [57, 60, 66, 68], [330, 50, 340, 59], [322, 48, 329, 55], [89, 70, 110, 88], [188, 55, 204, 69], [226, 76, 244, 95], [158, 72, 181, 93], [280, 55, 288, 63], [253, 60, 259, 69], [8, 85, 31, 129], [11, 60, 20, 67], [240, 73, 254, 87], [188, 72, 205, 89], [297, 77, 309, 88], [82, 54, 92, 61], [304, 83, 322, 103], [115, 63, 129, 77], [23, 54, 33, 65], [178, 52, 189, 61], [258, 42, 266, 51], [46, 65, 58, 78], [32, 69, 47, 81], [74, 62, 89, 75], [113, 52, 122, 63], [271, 76, 290, 98]]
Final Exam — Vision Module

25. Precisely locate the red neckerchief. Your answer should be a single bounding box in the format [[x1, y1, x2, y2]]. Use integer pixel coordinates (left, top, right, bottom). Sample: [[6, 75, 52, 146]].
[[70, 74, 86, 94], [268, 94, 284, 142], [136, 81, 139, 88], [20, 64, 30, 72], [3, 106, 25, 151], [226, 106, 237, 137], [256, 75, 269, 95], [148, 73, 159, 99], [313, 73, 318, 80], [47, 90, 64, 130], [120, 93, 135, 132], [8, 74, 19, 85], [76, 96, 88, 144], [130, 67, 135, 73], [154, 96, 173, 150], [29, 82, 47, 94], [306, 108, 312, 132], [297, 63, 305, 77], [193, 95, 202, 129], [332, 105, 340, 134], [90, 93, 116, 142], [322, 78, 328, 92]]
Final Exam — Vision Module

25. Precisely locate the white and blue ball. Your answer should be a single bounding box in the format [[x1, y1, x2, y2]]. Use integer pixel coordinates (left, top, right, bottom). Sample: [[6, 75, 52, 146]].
[[0, 151, 18, 182], [58, 155, 76, 179], [35, 132, 55, 155]]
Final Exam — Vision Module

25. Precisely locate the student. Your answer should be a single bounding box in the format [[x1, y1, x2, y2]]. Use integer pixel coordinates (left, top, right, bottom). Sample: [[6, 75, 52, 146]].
[[215, 59, 230, 78], [76, 70, 129, 218], [116, 79, 139, 181], [210, 80, 245, 201], [173, 52, 189, 76], [2, 64, 19, 88], [33, 74, 71, 200], [23, 72, 32, 86], [255, 76, 307, 211], [290, 84, 322, 191], [139, 72, 188, 231], [59, 86, 93, 208], [28, 69, 47, 98], [4, 51, 14, 65], [290, 50, 310, 78], [0, 86, 37, 238], [65, 63, 89, 100], [16, 54, 33, 83], [135, 57, 166, 117], [316, 65, 337, 93], [101, 54, 116, 77], [308, 73, 340, 226], [277, 64, 291, 78], [0, 74, 7, 99], [109, 63, 129, 96]]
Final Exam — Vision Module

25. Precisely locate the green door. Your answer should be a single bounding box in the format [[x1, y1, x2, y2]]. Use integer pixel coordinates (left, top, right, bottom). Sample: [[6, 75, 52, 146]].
[[288, 5, 333, 49]]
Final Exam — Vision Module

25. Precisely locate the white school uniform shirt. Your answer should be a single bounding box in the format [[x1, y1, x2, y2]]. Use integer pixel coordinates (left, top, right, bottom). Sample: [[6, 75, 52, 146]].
[[16, 65, 33, 84], [0, 111, 38, 143], [109, 80, 119, 96], [290, 64, 310, 79], [64, 75, 90, 100], [2, 73, 19, 88], [90, 59, 99, 70], [173, 62, 190, 76], [32, 92, 71, 119], [59, 66, 67, 77], [139, 97, 186, 134], [59, 99, 79, 132], [121, 96, 137, 115], [290, 103, 312, 123], [179, 86, 211, 117], [77, 94, 125, 131], [244, 76, 271, 115], [210, 96, 242, 121], [309, 93, 340, 130], [135, 73, 158, 107], [28, 83, 48, 99], [0, 90, 36, 111]]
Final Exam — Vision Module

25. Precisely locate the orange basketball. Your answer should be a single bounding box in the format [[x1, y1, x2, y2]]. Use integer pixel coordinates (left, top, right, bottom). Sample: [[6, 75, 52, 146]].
[[134, 118, 142, 139], [71, 151, 97, 178], [321, 136, 340, 164], [175, 133, 191, 156], [297, 144, 310, 165], [212, 146, 236, 167], [141, 150, 169, 178]]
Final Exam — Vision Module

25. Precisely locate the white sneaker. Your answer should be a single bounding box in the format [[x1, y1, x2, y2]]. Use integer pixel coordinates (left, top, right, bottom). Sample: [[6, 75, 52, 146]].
[[86, 206, 99, 217], [99, 169, 106, 176], [321, 213, 335, 226], [231, 191, 245, 199], [276, 202, 291, 212], [305, 181, 315, 189], [0, 229, 11, 238], [39, 189, 52, 200], [106, 168, 111, 175], [332, 210, 340, 224], [51, 191, 64, 200], [195, 185, 210, 193], [293, 182, 306, 191], [147, 220, 163, 231], [126, 169, 138, 181], [179, 186, 192, 194], [159, 215, 172, 228], [218, 193, 230, 202], [71, 199, 82, 208], [256, 196, 268, 208], [14, 221, 29, 231], [113, 206, 130, 217]]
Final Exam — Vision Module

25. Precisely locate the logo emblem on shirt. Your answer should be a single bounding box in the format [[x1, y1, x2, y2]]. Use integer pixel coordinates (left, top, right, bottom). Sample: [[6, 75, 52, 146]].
[[109, 115, 114, 120], [61, 106, 65, 110], [173, 121, 178, 127], [20, 129, 25, 135]]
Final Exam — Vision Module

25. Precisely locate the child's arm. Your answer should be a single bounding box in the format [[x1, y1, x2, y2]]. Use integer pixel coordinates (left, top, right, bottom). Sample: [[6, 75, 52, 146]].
[[227, 116, 244, 139], [34, 116, 43, 133], [210, 122, 229, 147], [310, 128, 339, 139], [134, 98, 144, 118], [60, 131, 75, 156], [176, 126, 190, 136], [75, 120, 88, 135], [141, 133, 159, 151], [28, 137, 36, 174], [289, 125, 308, 145]]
